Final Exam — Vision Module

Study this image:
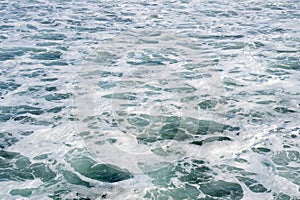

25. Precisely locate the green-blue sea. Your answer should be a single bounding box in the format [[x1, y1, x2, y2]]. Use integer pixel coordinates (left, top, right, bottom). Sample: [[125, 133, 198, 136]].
[[0, 0, 299, 199]]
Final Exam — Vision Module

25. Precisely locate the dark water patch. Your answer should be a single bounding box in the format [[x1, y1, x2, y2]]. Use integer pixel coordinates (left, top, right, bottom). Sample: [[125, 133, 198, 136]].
[[32, 51, 62, 60], [188, 34, 244, 40], [187, 118, 237, 134], [134, 115, 238, 144], [0, 132, 18, 148], [56, 46, 68, 51], [19, 131, 34, 136], [102, 92, 137, 100], [75, 26, 106, 33], [85, 116, 116, 129], [45, 86, 57, 91], [145, 91, 161, 97], [269, 56, 300, 71], [12, 115, 39, 125], [100, 71, 123, 77], [271, 150, 300, 186], [33, 153, 48, 160], [270, 63, 300, 71], [275, 166, 300, 186], [274, 107, 295, 113], [253, 41, 265, 48], [13, 115, 44, 125], [31, 163, 56, 182], [47, 106, 64, 113], [79, 131, 90, 137], [198, 99, 218, 109], [26, 24, 38, 30], [234, 158, 249, 164], [0, 114, 13, 122], [98, 81, 117, 90], [266, 69, 291, 76], [0, 52, 16, 61], [126, 60, 164, 66], [42, 61, 68, 66], [216, 42, 245, 50], [144, 84, 162, 91], [10, 188, 34, 197], [214, 164, 269, 194], [0, 150, 56, 182], [0, 105, 43, 115], [191, 136, 232, 146], [181, 95, 199, 102], [0, 47, 47, 62], [0, 81, 21, 92], [33, 33, 66, 40], [65, 149, 133, 183], [128, 116, 150, 127], [164, 85, 196, 93], [62, 170, 91, 187], [44, 93, 72, 101], [38, 18, 58, 24], [159, 123, 191, 140], [216, 165, 257, 177], [21, 70, 45, 78], [16, 105, 43, 115], [178, 71, 212, 79], [256, 100, 276, 105], [236, 176, 268, 193], [252, 147, 271, 154], [16, 86, 43, 96], [276, 50, 298, 53], [183, 61, 219, 70], [141, 160, 211, 187], [0, 35, 8, 40], [0, 25, 14, 30], [223, 78, 244, 87], [273, 192, 294, 200], [143, 159, 243, 199], [291, 134, 297, 138], [272, 151, 300, 166], [41, 78, 58, 82], [179, 165, 213, 184], [107, 138, 117, 144], [200, 180, 243, 199], [254, 89, 277, 96]]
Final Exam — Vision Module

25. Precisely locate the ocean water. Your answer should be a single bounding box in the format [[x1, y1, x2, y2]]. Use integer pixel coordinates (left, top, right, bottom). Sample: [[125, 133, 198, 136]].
[[0, 0, 299, 199]]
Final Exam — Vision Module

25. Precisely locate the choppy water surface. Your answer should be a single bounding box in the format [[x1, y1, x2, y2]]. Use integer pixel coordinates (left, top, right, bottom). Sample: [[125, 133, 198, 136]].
[[0, 0, 300, 199]]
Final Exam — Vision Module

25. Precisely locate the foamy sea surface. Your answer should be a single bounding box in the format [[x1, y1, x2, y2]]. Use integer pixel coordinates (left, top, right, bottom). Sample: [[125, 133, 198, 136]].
[[0, 0, 299, 199]]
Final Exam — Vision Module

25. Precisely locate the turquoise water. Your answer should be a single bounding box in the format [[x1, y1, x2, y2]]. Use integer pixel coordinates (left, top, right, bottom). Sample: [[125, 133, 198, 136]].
[[0, 0, 300, 199]]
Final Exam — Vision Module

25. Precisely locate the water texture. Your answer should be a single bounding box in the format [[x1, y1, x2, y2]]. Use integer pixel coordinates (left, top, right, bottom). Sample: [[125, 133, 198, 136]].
[[0, 0, 299, 199]]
